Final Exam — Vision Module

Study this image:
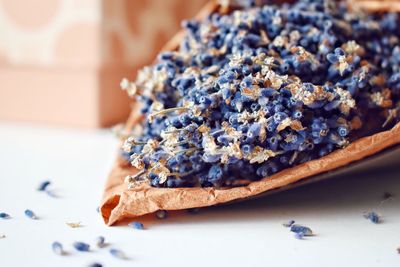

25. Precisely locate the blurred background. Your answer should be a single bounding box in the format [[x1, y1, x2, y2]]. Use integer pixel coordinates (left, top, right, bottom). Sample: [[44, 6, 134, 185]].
[[0, 0, 206, 128]]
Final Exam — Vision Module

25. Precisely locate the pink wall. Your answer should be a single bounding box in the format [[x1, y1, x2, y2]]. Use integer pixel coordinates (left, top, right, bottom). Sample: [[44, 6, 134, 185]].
[[0, 0, 207, 127]]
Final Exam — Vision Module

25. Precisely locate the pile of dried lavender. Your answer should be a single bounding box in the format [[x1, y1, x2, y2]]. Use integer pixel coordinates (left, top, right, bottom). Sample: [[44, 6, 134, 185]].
[[121, 0, 400, 188]]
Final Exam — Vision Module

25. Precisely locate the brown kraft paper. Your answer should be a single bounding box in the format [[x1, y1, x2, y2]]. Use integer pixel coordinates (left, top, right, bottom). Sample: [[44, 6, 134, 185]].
[[100, 0, 400, 225]]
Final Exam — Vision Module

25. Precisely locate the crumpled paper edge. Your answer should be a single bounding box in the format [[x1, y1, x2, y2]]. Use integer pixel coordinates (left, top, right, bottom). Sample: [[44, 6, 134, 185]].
[[101, 118, 400, 225], [100, 0, 400, 225]]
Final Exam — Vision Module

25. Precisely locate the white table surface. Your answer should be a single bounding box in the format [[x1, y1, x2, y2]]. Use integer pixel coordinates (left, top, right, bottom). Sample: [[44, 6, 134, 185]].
[[0, 122, 399, 267]]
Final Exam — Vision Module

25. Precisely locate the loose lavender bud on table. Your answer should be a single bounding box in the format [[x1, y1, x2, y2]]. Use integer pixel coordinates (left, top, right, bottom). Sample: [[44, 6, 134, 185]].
[[0, 212, 10, 219], [363, 212, 381, 224], [52, 241, 64, 255], [24, 209, 37, 220], [128, 221, 144, 230], [37, 180, 51, 191], [155, 210, 168, 219], [96, 236, 106, 248], [110, 248, 127, 259], [88, 263, 103, 267], [73, 242, 90, 252], [290, 224, 313, 236]]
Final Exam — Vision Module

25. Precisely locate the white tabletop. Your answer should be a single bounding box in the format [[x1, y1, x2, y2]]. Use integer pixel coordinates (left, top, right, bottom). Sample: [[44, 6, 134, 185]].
[[0, 122, 399, 267]]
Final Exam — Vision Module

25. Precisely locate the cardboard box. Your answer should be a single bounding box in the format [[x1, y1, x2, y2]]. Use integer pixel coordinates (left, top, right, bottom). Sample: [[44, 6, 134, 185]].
[[0, 0, 206, 127]]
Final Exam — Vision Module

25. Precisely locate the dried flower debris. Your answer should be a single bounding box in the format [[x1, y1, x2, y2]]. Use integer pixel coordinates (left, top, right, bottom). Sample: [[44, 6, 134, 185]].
[[66, 222, 83, 228], [120, 0, 400, 189]]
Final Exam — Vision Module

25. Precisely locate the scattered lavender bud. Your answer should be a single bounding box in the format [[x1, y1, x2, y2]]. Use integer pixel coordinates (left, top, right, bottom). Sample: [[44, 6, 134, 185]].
[[52, 242, 65, 255], [96, 207, 100, 213], [155, 210, 168, 219], [24, 209, 38, 220], [290, 224, 313, 236], [110, 248, 127, 259], [88, 263, 103, 267], [73, 242, 90, 252], [0, 212, 10, 219], [363, 212, 381, 224], [38, 180, 51, 191], [96, 236, 106, 248], [397, 247, 400, 254], [128, 221, 144, 230], [283, 220, 295, 227]]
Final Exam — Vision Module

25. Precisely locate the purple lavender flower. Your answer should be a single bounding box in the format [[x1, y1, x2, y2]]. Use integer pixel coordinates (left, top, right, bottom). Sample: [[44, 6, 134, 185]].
[[128, 221, 144, 230], [73, 242, 90, 252], [120, 0, 400, 189]]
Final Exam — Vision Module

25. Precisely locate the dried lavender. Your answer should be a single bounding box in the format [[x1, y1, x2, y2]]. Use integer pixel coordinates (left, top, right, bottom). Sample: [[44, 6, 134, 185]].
[[52, 241, 65, 255], [0, 212, 10, 219], [24, 209, 38, 220], [128, 221, 144, 230], [363, 211, 381, 224], [121, 0, 400, 189], [96, 236, 106, 248], [37, 181, 51, 191], [73, 242, 90, 252], [290, 224, 313, 236], [109, 248, 127, 259], [88, 263, 103, 267]]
